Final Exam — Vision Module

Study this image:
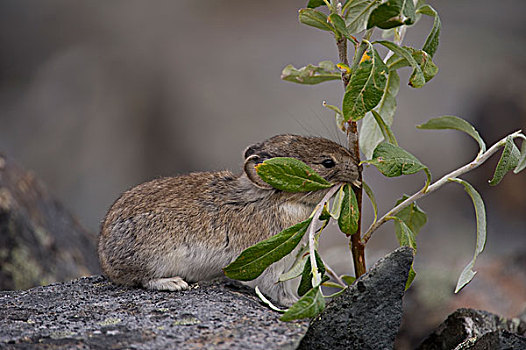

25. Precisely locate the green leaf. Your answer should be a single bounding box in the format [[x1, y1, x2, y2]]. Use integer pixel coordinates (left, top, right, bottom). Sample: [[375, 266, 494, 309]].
[[279, 244, 309, 282], [514, 140, 526, 174], [298, 251, 326, 296], [364, 142, 428, 177], [329, 184, 345, 220], [394, 195, 427, 237], [371, 110, 398, 145], [393, 217, 416, 249], [362, 181, 378, 225], [344, 0, 382, 34], [299, 8, 336, 33], [280, 286, 325, 321], [281, 62, 340, 85], [376, 41, 425, 88], [416, 5, 441, 57], [341, 275, 356, 285], [367, 0, 416, 30], [328, 13, 351, 40], [322, 101, 343, 116], [406, 266, 416, 289], [256, 157, 332, 192], [449, 179, 486, 293], [322, 281, 346, 289], [307, 0, 326, 8], [359, 70, 400, 159], [391, 217, 417, 289], [417, 115, 486, 153], [488, 136, 520, 186], [342, 42, 388, 121], [411, 49, 438, 82], [387, 47, 438, 84], [224, 218, 312, 281], [338, 184, 359, 235]]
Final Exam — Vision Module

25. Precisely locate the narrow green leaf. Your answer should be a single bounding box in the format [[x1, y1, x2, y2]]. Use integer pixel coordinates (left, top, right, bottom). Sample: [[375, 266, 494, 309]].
[[359, 70, 400, 159], [391, 217, 417, 289], [341, 275, 356, 285], [416, 4, 441, 57], [280, 286, 325, 321], [342, 42, 388, 121], [392, 218, 416, 249], [299, 8, 335, 33], [338, 184, 360, 235], [417, 115, 486, 153], [281, 62, 340, 85], [344, 0, 382, 34], [367, 0, 416, 30], [406, 266, 416, 289], [514, 139, 526, 173], [329, 184, 345, 220], [328, 13, 350, 40], [377, 70, 400, 122], [322, 281, 346, 289], [256, 157, 332, 192], [376, 41, 425, 88], [298, 251, 326, 296], [449, 179, 486, 293], [322, 101, 343, 116], [319, 203, 332, 221], [394, 195, 427, 236], [371, 110, 398, 145], [362, 181, 378, 225], [279, 244, 309, 282], [364, 142, 428, 177], [488, 136, 520, 186], [224, 218, 312, 281], [307, 0, 326, 8]]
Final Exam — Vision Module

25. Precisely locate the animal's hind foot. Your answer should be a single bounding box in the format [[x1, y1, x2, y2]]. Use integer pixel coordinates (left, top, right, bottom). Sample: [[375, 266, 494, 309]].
[[144, 276, 189, 291]]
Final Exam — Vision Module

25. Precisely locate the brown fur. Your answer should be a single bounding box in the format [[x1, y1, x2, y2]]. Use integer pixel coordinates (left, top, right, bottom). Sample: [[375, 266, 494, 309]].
[[98, 134, 358, 305]]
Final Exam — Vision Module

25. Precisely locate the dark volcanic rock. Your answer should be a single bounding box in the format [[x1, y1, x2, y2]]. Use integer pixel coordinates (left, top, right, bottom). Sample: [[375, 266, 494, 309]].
[[418, 308, 526, 350], [0, 154, 100, 290], [297, 246, 414, 350], [0, 276, 308, 349]]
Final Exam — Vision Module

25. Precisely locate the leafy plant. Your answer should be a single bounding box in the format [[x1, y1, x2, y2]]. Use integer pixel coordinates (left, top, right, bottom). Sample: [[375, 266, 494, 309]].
[[224, 0, 526, 321]]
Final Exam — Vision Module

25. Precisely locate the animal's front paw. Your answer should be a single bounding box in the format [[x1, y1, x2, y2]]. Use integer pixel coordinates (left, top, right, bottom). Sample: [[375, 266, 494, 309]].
[[144, 276, 189, 291]]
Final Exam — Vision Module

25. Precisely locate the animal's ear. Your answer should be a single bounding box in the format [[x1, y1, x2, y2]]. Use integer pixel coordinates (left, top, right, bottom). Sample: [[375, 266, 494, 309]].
[[243, 154, 272, 189]]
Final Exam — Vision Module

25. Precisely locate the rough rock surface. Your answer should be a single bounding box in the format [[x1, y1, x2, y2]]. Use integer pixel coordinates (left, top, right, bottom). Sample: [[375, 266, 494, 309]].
[[417, 308, 526, 350], [0, 154, 100, 290], [0, 276, 308, 349], [297, 246, 415, 350]]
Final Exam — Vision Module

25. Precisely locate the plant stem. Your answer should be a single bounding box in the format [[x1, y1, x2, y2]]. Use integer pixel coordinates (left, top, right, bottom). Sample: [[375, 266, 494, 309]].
[[337, 32, 367, 278], [307, 185, 341, 287], [361, 130, 524, 244]]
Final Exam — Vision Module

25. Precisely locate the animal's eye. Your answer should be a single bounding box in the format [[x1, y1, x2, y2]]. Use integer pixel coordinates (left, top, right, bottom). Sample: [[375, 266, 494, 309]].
[[321, 159, 336, 168]]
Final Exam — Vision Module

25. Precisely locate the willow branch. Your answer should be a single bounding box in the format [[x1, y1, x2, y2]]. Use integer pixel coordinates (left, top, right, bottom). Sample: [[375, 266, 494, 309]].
[[362, 130, 524, 244]]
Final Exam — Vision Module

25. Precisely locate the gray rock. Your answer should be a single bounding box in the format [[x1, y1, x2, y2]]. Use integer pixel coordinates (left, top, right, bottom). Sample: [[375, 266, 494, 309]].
[[297, 246, 415, 350], [0, 154, 100, 290], [418, 308, 526, 350], [0, 275, 308, 349]]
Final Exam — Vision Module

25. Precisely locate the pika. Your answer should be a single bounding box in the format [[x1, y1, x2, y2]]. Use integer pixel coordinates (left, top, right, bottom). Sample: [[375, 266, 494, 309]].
[[98, 134, 359, 306]]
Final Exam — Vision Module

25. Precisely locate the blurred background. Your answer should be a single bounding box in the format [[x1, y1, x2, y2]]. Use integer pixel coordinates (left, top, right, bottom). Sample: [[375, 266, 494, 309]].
[[1, 0, 525, 346]]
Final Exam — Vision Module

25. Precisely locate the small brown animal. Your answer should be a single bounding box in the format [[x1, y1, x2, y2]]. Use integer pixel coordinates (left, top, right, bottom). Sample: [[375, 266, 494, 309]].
[[98, 134, 359, 306]]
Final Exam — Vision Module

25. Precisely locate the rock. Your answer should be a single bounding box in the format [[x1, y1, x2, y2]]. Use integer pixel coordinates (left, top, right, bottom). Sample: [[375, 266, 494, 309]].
[[417, 308, 526, 350], [0, 275, 308, 349], [297, 246, 415, 350], [0, 154, 99, 290]]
